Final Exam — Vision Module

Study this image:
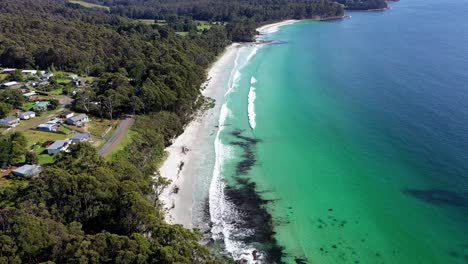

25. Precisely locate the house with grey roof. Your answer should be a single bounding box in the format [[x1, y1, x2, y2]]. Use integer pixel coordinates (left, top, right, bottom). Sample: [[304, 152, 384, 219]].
[[65, 114, 89, 126], [1, 81, 19, 88], [37, 122, 59, 132], [13, 164, 42, 177], [19, 111, 36, 120], [46, 139, 71, 155], [70, 133, 91, 143], [0, 117, 19, 128]]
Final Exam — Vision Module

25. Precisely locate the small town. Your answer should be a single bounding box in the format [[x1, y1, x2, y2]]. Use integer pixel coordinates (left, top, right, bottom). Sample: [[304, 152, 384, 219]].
[[0, 67, 133, 181]]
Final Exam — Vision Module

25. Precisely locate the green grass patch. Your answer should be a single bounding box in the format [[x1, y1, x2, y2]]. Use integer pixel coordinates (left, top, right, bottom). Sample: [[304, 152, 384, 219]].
[[68, 0, 109, 11], [88, 118, 118, 137], [49, 88, 63, 95], [196, 21, 212, 31], [107, 130, 136, 161], [0, 74, 8, 81], [32, 145, 56, 165], [81, 76, 97, 84], [176, 32, 189, 36], [22, 102, 35, 111], [23, 130, 69, 147]]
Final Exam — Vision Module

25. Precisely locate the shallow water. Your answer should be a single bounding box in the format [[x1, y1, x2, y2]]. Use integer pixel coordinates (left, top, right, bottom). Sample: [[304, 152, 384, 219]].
[[206, 0, 468, 263]]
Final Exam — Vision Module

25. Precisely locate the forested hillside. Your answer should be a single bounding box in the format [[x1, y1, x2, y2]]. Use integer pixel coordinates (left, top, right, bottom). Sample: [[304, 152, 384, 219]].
[[0, 0, 388, 262], [77, 0, 345, 21]]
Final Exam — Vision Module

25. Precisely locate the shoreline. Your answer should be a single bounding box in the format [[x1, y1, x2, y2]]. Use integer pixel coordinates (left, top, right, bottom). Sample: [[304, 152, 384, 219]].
[[159, 43, 240, 227], [158, 19, 304, 228]]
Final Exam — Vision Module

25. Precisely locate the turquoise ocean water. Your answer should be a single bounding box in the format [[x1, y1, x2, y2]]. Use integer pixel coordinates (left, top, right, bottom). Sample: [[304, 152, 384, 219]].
[[207, 0, 468, 263]]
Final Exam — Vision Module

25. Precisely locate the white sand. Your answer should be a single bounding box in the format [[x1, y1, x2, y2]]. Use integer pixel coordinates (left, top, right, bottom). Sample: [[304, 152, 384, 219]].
[[256, 20, 298, 35], [159, 20, 298, 228], [159, 44, 240, 227]]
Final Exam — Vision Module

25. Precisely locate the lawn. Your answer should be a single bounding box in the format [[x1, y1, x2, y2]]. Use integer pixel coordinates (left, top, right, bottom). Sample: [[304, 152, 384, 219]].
[[22, 102, 35, 111], [23, 130, 69, 147], [176, 32, 189, 37], [49, 88, 63, 95], [68, 0, 110, 11], [32, 145, 55, 165], [0, 73, 8, 81], [196, 21, 212, 31], [88, 117, 119, 137]]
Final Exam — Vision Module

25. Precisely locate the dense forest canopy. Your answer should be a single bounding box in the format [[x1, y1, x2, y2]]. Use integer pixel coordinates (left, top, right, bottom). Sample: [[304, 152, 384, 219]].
[[77, 0, 346, 21], [0, 0, 389, 262]]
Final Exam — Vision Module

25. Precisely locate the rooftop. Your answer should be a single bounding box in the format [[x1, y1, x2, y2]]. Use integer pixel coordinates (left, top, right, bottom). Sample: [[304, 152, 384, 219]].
[[68, 114, 88, 122], [47, 139, 69, 150], [71, 133, 91, 141], [2, 81, 19, 86], [13, 164, 42, 177], [0, 117, 18, 123], [34, 101, 50, 107]]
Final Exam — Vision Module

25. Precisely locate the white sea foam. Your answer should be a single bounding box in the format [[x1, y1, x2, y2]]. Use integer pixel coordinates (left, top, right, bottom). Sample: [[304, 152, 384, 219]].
[[209, 43, 265, 264], [246, 45, 260, 62], [248, 77, 257, 129]]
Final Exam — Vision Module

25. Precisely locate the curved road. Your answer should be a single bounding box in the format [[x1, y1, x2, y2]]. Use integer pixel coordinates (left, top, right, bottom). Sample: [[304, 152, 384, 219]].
[[98, 117, 134, 157]]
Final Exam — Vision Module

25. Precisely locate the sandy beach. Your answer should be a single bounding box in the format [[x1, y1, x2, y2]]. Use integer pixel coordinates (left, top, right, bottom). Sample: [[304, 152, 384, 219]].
[[159, 43, 240, 227], [159, 20, 300, 228]]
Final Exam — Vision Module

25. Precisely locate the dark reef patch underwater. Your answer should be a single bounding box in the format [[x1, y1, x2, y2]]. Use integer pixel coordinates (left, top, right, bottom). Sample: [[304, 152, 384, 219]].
[[218, 129, 285, 263]]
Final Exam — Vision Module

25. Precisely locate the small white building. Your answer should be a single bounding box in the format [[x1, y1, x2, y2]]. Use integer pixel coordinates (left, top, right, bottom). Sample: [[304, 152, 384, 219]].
[[46, 139, 70, 155], [37, 123, 59, 132], [23, 91, 37, 98], [1, 68, 16, 73], [22, 70, 46, 76], [59, 111, 74, 119], [19, 111, 36, 120], [1, 81, 19, 88]]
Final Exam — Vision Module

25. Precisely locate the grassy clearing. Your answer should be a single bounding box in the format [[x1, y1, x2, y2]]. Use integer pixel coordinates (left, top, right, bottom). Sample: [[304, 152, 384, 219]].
[[176, 32, 189, 37], [82, 76, 97, 83], [32, 145, 55, 165], [0, 73, 8, 81], [196, 21, 212, 31], [68, 0, 109, 11], [22, 102, 35, 111], [136, 19, 166, 26], [107, 130, 136, 161], [23, 130, 69, 147], [88, 118, 119, 137]]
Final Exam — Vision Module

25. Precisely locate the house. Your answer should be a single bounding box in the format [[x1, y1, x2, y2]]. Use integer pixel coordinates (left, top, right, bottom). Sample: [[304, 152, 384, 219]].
[[72, 78, 84, 86], [37, 122, 59, 132], [0, 117, 20, 128], [70, 133, 91, 143], [33, 101, 50, 112], [60, 111, 74, 119], [19, 111, 36, 120], [66, 114, 89, 126], [1, 68, 16, 73], [42, 73, 54, 80], [13, 164, 42, 177], [23, 91, 37, 99], [22, 70, 46, 76], [1, 81, 19, 88], [46, 139, 70, 155], [38, 81, 50, 87]]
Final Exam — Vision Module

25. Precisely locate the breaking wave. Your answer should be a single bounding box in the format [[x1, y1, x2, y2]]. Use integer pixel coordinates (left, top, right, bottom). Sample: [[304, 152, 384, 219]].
[[248, 77, 257, 129]]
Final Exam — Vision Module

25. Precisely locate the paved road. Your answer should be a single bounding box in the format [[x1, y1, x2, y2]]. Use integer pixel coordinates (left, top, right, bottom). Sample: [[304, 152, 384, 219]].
[[98, 117, 134, 157]]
